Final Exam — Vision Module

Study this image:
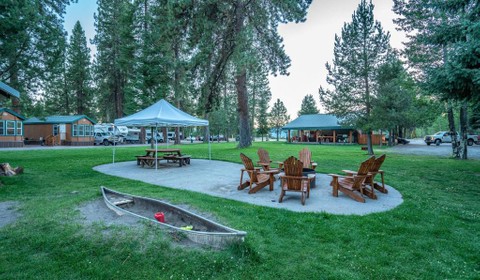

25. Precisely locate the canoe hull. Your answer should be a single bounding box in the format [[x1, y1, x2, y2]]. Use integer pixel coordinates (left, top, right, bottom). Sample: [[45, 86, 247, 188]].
[[101, 186, 246, 248]]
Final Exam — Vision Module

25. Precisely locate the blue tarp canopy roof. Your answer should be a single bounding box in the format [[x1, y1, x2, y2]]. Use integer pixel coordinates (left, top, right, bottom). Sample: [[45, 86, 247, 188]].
[[282, 114, 353, 130], [114, 99, 208, 127], [0, 82, 20, 99]]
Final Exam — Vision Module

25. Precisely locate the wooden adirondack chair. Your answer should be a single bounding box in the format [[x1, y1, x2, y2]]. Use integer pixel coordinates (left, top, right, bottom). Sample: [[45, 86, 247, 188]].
[[238, 153, 276, 194], [368, 154, 387, 194], [342, 154, 387, 199], [279, 156, 315, 205], [298, 148, 317, 170], [328, 156, 375, 203], [257, 148, 283, 171]]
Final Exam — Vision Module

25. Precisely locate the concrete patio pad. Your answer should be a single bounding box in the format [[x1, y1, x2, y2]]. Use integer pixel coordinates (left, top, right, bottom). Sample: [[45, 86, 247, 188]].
[[93, 159, 403, 215]]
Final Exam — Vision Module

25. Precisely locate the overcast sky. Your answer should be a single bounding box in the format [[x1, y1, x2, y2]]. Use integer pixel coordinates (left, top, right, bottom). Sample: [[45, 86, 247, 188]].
[[64, 0, 406, 118]]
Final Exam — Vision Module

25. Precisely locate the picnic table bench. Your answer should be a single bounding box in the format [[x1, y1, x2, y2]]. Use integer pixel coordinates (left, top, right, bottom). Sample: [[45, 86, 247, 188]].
[[136, 149, 191, 167]]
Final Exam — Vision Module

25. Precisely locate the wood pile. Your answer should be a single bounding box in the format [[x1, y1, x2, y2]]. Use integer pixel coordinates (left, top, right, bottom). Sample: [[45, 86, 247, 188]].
[[0, 163, 23, 176]]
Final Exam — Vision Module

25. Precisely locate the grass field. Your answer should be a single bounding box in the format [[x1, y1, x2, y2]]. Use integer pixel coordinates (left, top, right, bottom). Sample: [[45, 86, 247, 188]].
[[0, 142, 479, 279]]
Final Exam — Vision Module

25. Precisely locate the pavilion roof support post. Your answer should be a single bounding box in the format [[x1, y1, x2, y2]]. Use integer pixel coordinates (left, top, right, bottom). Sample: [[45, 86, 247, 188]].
[[208, 139, 211, 160], [155, 123, 158, 170], [112, 124, 116, 164]]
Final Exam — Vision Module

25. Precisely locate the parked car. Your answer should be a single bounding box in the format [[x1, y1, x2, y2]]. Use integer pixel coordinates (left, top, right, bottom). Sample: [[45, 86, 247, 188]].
[[424, 131, 478, 146], [94, 132, 120, 146], [145, 132, 164, 143], [211, 134, 225, 141]]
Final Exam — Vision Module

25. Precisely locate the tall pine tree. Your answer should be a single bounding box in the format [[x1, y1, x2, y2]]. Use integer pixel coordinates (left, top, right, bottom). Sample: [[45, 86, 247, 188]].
[[393, 0, 480, 159], [92, 0, 135, 121], [319, 0, 391, 154], [298, 94, 319, 116], [67, 21, 92, 115], [269, 99, 290, 141], [0, 0, 71, 115], [190, 1, 311, 148]]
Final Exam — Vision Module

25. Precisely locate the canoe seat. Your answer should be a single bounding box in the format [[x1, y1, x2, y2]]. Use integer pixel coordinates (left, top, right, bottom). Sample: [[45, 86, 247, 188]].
[[113, 199, 133, 206]]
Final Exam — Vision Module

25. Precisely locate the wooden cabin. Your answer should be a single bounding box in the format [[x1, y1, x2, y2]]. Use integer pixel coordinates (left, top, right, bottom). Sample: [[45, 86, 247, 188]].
[[24, 115, 96, 146], [0, 108, 25, 147], [282, 114, 358, 144], [0, 82, 24, 148]]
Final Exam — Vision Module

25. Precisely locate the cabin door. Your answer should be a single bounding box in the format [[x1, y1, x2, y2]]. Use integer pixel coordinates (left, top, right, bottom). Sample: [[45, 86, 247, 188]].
[[59, 124, 66, 140]]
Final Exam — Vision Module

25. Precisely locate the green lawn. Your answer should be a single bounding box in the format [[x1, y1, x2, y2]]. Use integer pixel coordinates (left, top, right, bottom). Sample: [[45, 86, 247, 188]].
[[0, 142, 479, 279]]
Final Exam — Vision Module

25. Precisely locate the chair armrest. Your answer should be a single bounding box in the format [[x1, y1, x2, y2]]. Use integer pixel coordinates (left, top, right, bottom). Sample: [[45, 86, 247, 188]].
[[342, 169, 357, 175], [279, 175, 309, 180], [257, 161, 271, 167], [259, 170, 280, 175], [328, 174, 353, 180]]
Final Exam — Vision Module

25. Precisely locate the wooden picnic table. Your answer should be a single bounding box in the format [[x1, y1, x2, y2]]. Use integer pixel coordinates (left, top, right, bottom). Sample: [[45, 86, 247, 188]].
[[145, 148, 181, 157], [136, 148, 191, 167]]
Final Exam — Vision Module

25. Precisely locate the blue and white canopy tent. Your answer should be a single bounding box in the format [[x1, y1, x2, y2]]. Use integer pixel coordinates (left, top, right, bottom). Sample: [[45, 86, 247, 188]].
[[113, 99, 209, 168]]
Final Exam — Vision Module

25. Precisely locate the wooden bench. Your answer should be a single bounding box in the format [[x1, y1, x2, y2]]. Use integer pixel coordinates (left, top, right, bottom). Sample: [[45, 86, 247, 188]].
[[136, 156, 165, 167], [163, 154, 191, 167]]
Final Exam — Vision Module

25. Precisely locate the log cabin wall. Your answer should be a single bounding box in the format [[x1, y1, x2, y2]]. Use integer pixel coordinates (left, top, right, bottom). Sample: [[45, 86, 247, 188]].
[[0, 110, 24, 147]]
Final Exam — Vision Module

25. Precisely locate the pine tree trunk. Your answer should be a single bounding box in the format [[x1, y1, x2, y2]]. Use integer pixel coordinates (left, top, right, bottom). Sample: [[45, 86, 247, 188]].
[[236, 70, 251, 148], [366, 129, 374, 155], [460, 101, 468, 159], [234, 0, 251, 148], [447, 101, 460, 158]]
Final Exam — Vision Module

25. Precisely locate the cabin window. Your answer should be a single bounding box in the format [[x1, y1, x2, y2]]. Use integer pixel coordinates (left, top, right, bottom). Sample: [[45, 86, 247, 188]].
[[72, 125, 78, 136], [78, 125, 85, 136], [6, 121, 15, 135], [0, 121, 4, 135], [16, 121, 22, 135], [88, 125, 94, 136]]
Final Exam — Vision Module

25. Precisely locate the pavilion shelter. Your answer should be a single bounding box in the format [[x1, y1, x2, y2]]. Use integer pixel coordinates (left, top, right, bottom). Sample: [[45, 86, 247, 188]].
[[282, 114, 357, 144]]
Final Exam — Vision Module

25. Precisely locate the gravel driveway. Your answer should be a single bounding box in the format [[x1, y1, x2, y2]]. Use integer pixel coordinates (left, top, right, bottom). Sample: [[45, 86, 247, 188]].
[[385, 138, 480, 160]]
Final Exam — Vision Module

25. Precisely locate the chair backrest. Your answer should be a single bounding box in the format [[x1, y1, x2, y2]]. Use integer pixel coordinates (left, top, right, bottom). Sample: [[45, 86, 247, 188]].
[[283, 156, 304, 191], [240, 153, 255, 170], [240, 153, 259, 182], [370, 154, 386, 173], [298, 148, 312, 169], [349, 156, 375, 189], [257, 148, 271, 163], [357, 156, 375, 176]]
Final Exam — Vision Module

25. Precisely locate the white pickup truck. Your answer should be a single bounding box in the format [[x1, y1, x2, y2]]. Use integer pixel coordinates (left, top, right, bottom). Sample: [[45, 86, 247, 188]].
[[424, 131, 479, 146]]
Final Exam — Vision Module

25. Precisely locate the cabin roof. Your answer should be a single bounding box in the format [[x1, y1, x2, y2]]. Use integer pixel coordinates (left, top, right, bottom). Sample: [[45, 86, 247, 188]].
[[282, 114, 353, 130], [0, 82, 20, 99], [24, 115, 97, 125], [0, 107, 25, 120]]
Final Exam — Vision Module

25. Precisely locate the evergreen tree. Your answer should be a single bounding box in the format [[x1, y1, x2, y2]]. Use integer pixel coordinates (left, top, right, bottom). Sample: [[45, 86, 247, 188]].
[[257, 99, 270, 141], [269, 99, 290, 141], [248, 65, 272, 139], [0, 0, 71, 115], [92, 0, 135, 121], [298, 94, 319, 116], [319, 0, 391, 155], [191, 1, 311, 148], [393, 0, 480, 159], [66, 21, 92, 115], [371, 54, 439, 144], [43, 33, 70, 116]]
